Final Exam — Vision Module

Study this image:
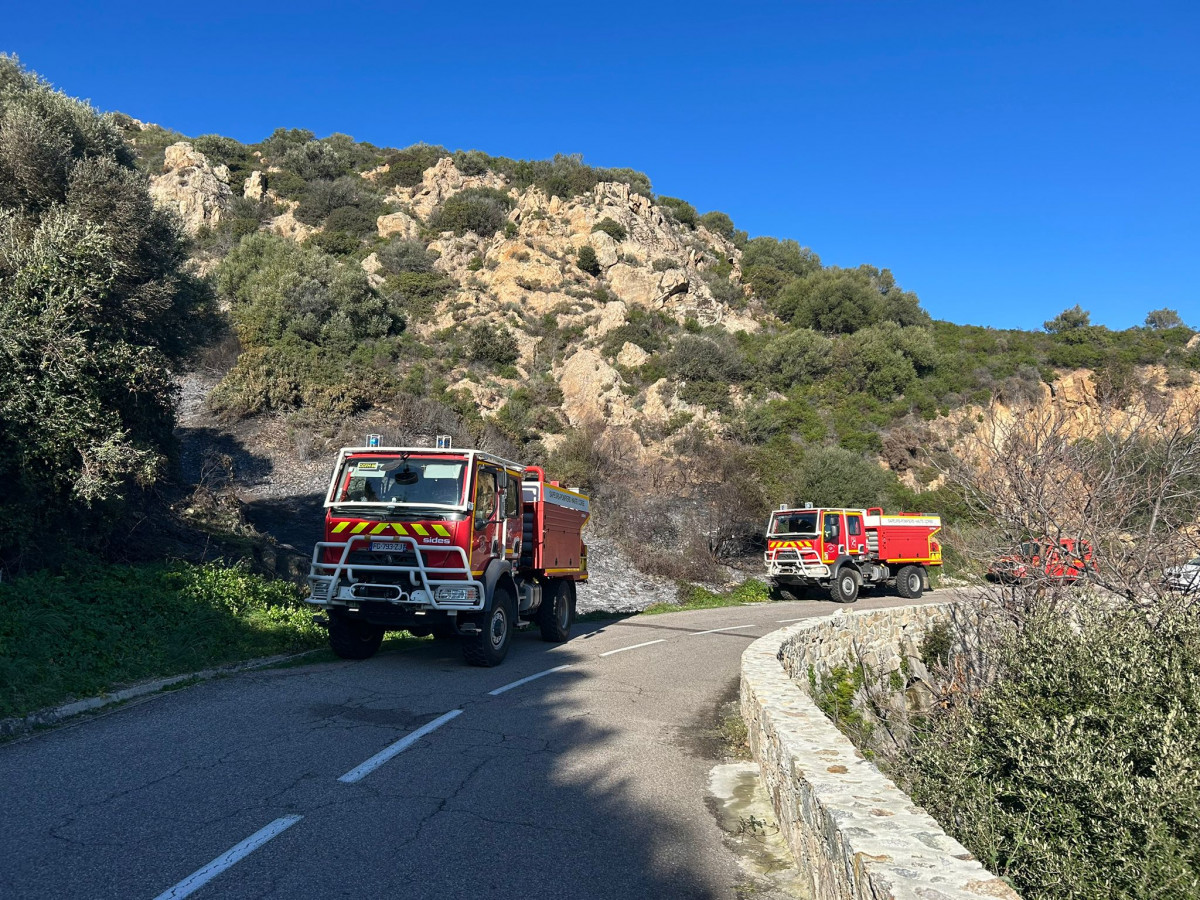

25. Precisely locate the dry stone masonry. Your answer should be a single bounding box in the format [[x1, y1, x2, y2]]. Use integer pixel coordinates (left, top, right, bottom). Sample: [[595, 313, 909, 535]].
[[740, 604, 1020, 900]]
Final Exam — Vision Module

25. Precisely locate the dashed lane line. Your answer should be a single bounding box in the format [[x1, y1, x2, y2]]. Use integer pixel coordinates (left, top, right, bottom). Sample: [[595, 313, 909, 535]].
[[337, 709, 462, 784], [151, 815, 302, 900], [689, 624, 758, 636], [488, 665, 573, 696], [599, 639, 666, 657]]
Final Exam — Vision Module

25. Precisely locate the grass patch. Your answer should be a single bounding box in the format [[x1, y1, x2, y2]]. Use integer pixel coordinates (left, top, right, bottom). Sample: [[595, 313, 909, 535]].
[[0, 559, 326, 720], [642, 578, 772, 615]]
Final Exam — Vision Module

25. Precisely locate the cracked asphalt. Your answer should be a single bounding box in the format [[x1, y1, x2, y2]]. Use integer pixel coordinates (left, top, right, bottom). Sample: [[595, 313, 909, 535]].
[[0, 592, 939, 899]]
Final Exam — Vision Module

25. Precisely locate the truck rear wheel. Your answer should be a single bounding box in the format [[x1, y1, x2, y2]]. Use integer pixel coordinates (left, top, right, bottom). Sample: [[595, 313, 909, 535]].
[[463, 586, 515, 667], [538, 579, 574, 642], [328, 614, 385, 660], [896, 565, 924, 599], [832, 569, 860, 604]]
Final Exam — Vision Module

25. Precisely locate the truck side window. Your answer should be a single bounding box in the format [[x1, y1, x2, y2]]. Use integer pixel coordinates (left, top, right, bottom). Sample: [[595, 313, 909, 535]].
[[847, 516, 862, 536], [823, 516, 839, 541], [504, 474, 520, 517], [475, 469, 497, 526]]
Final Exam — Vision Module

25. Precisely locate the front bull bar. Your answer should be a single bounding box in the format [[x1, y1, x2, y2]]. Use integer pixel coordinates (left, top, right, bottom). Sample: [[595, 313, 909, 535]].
[[765, 545, 831, 580], [307, 533, 486, 611]]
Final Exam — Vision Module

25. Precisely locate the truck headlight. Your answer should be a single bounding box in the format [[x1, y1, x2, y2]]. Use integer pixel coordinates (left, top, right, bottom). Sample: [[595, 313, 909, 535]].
[[435, 586, 479, 602]]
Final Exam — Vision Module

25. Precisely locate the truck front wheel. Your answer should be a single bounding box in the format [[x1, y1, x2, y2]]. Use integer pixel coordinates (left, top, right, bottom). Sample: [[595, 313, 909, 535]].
[[832, 570, 860, 604], [463, 587, 515, 667], [896, 565, 924, 599], [538, 579, 574, 642], [328, 614, 385, 660]]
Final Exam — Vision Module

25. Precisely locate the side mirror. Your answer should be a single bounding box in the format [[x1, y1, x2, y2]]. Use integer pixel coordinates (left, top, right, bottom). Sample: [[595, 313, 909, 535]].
[[496, 470, 510, 491]]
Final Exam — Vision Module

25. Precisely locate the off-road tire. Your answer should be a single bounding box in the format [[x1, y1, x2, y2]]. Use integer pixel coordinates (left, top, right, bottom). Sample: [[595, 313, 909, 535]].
[[769, 584, 805, 602], [538, 579, 574, 642], [832, 569, 860, 604], [328, 614, 385, 660], [896, 565, 924, 599], [463, 587, 515, 667]]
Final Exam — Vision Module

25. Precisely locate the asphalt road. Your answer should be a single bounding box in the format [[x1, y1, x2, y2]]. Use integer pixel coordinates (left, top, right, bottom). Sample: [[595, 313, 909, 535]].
[[0, 592, 938, 900]]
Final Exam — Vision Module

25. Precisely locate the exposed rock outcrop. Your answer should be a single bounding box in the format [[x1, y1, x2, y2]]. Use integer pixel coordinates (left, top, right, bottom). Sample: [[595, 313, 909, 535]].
[[148, 142, 233, 234]]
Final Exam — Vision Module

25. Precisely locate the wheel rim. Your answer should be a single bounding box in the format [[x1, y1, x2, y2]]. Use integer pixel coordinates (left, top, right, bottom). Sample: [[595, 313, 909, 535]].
[[908, 573, 920, 592], [489, 606, 508, 649], [841, 575, 855, 595], [557, 593, 570, 629]]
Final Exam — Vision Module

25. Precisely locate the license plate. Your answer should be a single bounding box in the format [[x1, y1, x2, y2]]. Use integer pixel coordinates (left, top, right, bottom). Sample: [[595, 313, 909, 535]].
[[371, 540, 401, 552]]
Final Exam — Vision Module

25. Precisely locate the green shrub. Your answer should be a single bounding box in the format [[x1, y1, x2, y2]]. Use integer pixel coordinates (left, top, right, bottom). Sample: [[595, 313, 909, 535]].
[[294, 176, 377, 226], [280, 140, 350, 181], [899, 605, 1200, 900], [0, 55, 213, 556], [657, 195, 698, 228], [651, 257, 677, 272], [591, 217, 627, 242], [377, 238, 437, 275], [0, 559, 324, 719], [577, 244, 601, 275], [324, 204, 376, 237], [698, 210, 735, 238], [429, 187, 514, 236], [465, 323, 519, 366], [377, 143, 450, 189], [306, 228, 361, 255], [382, 270, 454, 320]]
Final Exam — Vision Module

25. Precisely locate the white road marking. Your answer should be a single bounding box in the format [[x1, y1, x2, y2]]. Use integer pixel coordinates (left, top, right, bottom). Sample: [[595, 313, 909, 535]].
[[599, 639, 666, 657], [338, 709, 462, 784], [776, 618, 808, 623], [689, 624, 758, 636], [488, 664, 573, 695], [152, 815, 302, 900]]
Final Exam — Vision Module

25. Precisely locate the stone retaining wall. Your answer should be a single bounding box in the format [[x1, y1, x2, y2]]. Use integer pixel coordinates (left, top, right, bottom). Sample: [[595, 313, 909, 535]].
[[740, 603, 1019, 900]]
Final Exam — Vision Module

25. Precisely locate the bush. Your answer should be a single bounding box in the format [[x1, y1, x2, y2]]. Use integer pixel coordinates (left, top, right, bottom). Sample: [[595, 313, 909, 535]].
[[280, 140, 349, 181], [377, 238, 437, 274], [294, 176, 377, 226], [465, 323, 519, 366], [576, 244, 601, 276], [591, 217, 627, 242], [377, 143, 450, 189], [324, 204, 376, 237], [0, 55, 213, 556], [698, 210, 735, 238], [899, 605, 1200, 900], [306, 228, 362, 256], [774, 266, 930, 333], [657, 195, 698, 228], [428, 187, 514, 236], [760, 329, 833, 389]]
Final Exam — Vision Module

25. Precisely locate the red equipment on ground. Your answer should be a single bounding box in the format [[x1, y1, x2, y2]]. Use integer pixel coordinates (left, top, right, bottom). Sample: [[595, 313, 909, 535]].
[[764, 505, 943, 603], [307, 438, 589, 666]]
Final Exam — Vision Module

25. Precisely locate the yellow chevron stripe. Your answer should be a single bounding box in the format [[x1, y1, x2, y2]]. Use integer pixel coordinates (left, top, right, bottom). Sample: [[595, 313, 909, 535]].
[[432, 524, 451, 537], [411, 524, 428, 536], [392, 523, 408, 536], [332, 522, 348, 534], [351, 522, 368, 534], [370, 523, 388, 535]]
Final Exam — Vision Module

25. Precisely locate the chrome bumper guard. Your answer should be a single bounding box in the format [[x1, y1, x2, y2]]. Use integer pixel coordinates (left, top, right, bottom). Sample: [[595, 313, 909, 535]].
[[765, 547, 830, 580], [307, 534, 486, 612]]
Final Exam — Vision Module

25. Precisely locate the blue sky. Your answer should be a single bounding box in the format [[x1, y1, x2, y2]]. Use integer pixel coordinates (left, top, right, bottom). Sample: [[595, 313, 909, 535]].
[[6, 1, 1197, 330]]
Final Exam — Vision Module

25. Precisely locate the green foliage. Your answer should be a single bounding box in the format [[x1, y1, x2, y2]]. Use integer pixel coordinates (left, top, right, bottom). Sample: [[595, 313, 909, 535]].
[[657, 195, 698, 228], [293, 176, 379, 226], [750, 440, 899, 509], [464, 322, 519, 366], [642, 578, 772, 615], [601, 307, 676, 357], [741, 237, 821, 301], [377, 143, 450, 189], [814, 665, 873, 747], [280, 139, 351, 182], [759, 329, 834, 389], [774, 266, 930, 333], [0, 55, 212, 555], [900, 606, 1200, 900], [1044, 304, 1091, 334], [698, 210, 735, 238], [576, 244, 601, 275], [1145, 307, 1185, 330], [0, 559, 324, 719], [453, 150, 652, 200], [428, 186, 514, 236], [377, 237, 437, 274], [836, 321, 940, 399], [494, 378, 564, 443], [383, 270, 454, 320], [591, 217, 627, 242]]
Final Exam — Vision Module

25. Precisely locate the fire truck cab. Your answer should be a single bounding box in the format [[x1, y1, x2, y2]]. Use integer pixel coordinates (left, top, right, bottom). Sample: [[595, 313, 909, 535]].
[[764, 505, 942, 603], [306, 439, 589, 666]]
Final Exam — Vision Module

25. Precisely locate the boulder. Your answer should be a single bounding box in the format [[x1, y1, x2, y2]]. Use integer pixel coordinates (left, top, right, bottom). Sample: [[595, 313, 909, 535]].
[[377, 210, 420, 240], [148, 141, 233, 234], [616, 342, 649, 368], [243, 170, 265, 201]]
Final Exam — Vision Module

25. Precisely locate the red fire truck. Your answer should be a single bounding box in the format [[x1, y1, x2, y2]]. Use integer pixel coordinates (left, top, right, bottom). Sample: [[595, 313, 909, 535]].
[[307, 438, 589, 666], [764, 505, 942, 602]]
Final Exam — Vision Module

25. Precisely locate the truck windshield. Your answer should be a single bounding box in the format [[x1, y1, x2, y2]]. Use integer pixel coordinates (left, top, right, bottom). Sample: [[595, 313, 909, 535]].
[[333, 455, 466, 507], [771, 512, 818, 535]]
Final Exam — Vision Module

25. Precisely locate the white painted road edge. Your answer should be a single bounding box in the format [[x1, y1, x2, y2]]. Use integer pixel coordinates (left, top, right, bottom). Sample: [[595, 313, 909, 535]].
[[599, 639, 666, 657], [152, 814, 302, 900], [338, 709, 462, 784], [690, 624, 757, 636], [488, 664, 573, 696]]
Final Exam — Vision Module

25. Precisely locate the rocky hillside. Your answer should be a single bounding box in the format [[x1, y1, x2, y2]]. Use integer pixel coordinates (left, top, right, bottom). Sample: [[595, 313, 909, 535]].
[[123, 120, 1199, 581]]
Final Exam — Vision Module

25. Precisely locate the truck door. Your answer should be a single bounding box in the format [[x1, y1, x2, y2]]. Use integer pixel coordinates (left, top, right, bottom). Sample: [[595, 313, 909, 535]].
[[820, 511, 844, 565], [846, 512, 866, 557], [501, 469, 522, 562], [471, 464, 501, 574]]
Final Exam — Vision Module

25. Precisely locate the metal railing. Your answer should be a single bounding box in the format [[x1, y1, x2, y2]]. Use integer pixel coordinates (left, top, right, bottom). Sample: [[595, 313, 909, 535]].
[[765, 545, 831, 580], [307, 534, 486, 611]]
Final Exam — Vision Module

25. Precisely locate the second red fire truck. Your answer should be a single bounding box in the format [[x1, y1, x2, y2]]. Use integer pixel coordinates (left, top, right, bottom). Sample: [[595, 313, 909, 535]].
[[764, 504, 942, 602]]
